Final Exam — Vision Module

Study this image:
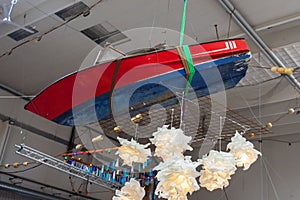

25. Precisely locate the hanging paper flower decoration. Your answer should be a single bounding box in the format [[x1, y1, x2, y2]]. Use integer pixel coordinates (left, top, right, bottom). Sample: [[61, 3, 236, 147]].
[[112, 178, 145, 200], [150, 125, 193, 160], [199, 150, 236, 191], [116, 137, 151, 167], [227, 131, 262, 170], [154, 155, 201, 200]]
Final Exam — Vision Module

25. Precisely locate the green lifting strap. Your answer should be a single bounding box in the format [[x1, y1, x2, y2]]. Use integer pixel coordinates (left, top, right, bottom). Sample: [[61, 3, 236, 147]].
[[183, 45, 195, 85], [176, 45, 195, 94], [180, 0, 187, 46]]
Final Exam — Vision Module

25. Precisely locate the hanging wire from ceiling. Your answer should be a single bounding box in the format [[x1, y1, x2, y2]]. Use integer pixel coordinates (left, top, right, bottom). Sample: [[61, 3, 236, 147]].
[[226, 8, 235, 39], [262, 158, 280, 200], [148, 0, 159, 48], [0, 0, 104, 59], [223, 187, 230, 200], [258, 51, 264, 200], [163, 0, 170, 44]]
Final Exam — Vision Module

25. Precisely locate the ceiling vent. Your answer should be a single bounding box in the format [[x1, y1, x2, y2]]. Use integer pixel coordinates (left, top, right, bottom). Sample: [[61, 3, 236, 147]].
[[55, 2, 89, 21], [7, 26, 38, 41], [81, 21, 128, 46]]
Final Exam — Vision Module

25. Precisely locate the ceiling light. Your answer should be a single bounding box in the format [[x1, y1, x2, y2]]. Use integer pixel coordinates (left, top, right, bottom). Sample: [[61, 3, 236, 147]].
[[150, 125, 193, 161], [199, 150, 236, 191], [154, 155, 201, 199], [227, 131, 261, 170], [116, 137, 151, 166], [113, 178, 145, 200]]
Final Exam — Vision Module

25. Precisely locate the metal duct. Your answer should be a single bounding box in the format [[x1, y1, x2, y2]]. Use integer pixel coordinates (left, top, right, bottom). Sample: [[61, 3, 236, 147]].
[[218, 0, 300, 93]]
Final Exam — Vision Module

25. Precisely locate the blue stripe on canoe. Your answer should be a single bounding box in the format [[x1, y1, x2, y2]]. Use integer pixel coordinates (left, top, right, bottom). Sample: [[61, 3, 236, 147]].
[[54, 53, 250, 126]]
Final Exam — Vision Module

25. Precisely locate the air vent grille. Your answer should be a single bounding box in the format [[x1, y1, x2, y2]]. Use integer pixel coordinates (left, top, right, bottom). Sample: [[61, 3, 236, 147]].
[[7, 26, 38, 41], [81, 21, 128, 46], [55, 1, 89, 21]]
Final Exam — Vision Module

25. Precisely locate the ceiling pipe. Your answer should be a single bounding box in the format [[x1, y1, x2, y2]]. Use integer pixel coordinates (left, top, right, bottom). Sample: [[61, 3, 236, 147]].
[[231, 14, 300, 38], [218, 0, 300, 94], [0, 83, 31, 101]]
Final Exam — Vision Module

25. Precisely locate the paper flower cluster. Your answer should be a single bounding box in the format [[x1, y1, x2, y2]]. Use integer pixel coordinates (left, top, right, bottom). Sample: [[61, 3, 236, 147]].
[[116, 137, 151, 166], [113, 178, 145, 200], [199, 150, 236, 191], [154, 156, 201, 200], [227, 131, 262, 170], [150, 126, 193, 160]]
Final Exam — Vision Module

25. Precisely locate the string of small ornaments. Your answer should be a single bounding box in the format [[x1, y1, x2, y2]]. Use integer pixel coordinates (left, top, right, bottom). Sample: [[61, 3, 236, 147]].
[[0, 161, 32, 169]]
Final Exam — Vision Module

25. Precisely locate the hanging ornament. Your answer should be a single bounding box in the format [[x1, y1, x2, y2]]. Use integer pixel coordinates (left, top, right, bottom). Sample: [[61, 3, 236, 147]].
[[75, 144, 83, 151], [112, 178, 145, 200], [116, 137, 151, 166], [227, 131, 262, 170], [199, 150, 236, 191], [150, 125, 193, 161], [13, 162, 20, 168], [92, 135, 103, 143], [114, 126, 121, 132], [266, 122, 273, 129], [154, 155, 201, 200], [288, 108, 295, 114]]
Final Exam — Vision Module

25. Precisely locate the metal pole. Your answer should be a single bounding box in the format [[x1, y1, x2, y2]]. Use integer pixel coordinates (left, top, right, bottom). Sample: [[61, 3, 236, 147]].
[[218, 0, 300, 93]]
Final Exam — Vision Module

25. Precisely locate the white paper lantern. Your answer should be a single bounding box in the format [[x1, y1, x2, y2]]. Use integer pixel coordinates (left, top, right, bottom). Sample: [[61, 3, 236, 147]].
[[116, 137, 151, 166], [112, 178, 145, 200], [150, 125, 193, 161], [154, 155, 201, 200], [199, 150, 236, 191], [227, 131, 262, 170]]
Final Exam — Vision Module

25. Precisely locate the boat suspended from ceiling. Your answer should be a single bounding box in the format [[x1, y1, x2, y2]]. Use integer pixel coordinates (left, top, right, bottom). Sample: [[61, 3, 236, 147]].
[[25, 38, 251, 126]]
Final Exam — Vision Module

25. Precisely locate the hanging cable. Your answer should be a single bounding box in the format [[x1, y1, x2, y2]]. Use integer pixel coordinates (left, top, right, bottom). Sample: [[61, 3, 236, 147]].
[[163, 0, 171, 44], [258, 51, 264, 200], [262, 158, 280, 200], [227, 8, 235, 38], [223, 187, 230, 200], [148, 0, 159, 48]]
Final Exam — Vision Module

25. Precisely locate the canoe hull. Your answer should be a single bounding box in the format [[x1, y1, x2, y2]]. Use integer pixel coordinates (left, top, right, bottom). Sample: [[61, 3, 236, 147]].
[[25, 39, 251, 126]]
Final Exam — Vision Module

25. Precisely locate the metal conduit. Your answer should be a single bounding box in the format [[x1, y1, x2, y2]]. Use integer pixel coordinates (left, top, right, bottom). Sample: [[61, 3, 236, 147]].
[[218, 0, 300, 94]]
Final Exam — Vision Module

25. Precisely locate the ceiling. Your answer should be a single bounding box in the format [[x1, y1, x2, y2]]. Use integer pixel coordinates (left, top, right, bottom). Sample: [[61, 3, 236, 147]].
[[0, 0, 300, 199], [0, 0, 300, 95]]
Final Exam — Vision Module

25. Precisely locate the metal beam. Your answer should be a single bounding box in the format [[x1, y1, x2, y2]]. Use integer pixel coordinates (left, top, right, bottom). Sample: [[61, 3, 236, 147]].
[[15, 144, 122, 190], [218, 0, 300, 93]]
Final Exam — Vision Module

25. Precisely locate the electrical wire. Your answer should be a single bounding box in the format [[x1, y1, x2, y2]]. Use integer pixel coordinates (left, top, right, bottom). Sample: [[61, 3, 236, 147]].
[[223, 187, 230, 200], [227, 8, 235, 39], [236, 76, 281, 88]]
